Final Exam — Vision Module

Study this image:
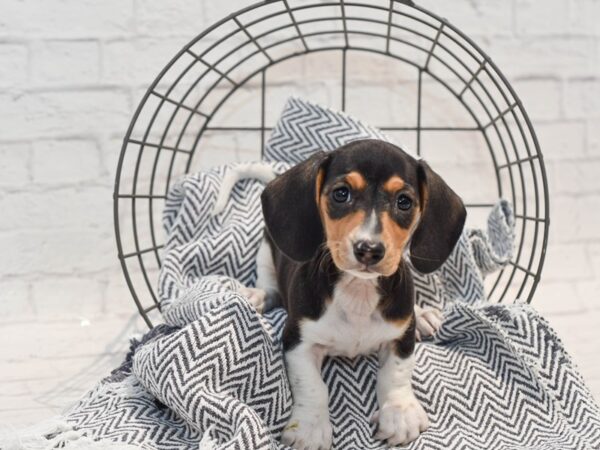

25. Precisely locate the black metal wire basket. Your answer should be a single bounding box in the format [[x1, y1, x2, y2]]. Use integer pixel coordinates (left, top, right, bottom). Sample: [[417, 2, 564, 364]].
[[114, 0, 550, 328]]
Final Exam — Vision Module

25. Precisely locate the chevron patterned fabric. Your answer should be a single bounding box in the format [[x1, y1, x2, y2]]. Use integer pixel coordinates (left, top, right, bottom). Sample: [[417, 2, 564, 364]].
[[59, 98, 600, 449], [264, 97, 392, 165]]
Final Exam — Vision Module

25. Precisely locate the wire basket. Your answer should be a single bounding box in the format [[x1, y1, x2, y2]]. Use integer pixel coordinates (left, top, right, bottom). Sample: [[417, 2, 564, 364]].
[[113, 0, 550, 328]]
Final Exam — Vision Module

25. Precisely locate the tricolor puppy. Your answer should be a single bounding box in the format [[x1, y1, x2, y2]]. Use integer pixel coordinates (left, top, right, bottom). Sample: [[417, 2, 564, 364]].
[[241, 139, 466, 449]]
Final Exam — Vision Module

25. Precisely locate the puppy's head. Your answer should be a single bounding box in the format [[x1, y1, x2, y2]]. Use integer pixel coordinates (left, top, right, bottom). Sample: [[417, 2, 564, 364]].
[[261, 140, 466, 276]]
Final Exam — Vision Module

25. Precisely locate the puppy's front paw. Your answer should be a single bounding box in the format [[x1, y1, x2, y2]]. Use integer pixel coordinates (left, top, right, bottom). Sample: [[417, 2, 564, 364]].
[[415, 307, 443, 341], [282, 406, 332, 450], [372, 396, 429, 446], [239, 286, 267, 313]]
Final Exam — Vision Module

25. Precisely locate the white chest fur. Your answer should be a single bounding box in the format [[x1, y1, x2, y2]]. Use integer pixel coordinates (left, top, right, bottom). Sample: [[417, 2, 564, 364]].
[[300, 274, 408, 358]]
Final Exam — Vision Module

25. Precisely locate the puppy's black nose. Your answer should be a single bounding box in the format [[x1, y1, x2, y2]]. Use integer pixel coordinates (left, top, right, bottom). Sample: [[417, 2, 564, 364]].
[[353, 240, 385, 265]]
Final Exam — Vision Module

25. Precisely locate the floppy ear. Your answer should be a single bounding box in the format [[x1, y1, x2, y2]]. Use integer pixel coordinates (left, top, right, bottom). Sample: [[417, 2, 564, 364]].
[[410, 160, 466, 274], [261, 151, 330, 262]]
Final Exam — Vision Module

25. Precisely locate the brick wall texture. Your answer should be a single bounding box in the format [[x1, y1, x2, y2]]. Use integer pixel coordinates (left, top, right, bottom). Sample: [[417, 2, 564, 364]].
[[0, 0, 599, 425]]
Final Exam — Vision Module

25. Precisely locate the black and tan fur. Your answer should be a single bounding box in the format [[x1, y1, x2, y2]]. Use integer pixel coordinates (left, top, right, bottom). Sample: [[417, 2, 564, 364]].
[[247, 139, 466, 449], [261, 140, 465, 354]]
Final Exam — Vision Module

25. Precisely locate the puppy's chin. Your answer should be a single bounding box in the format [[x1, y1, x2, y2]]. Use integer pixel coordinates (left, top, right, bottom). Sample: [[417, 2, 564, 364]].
[[345, 268, 381, 280]]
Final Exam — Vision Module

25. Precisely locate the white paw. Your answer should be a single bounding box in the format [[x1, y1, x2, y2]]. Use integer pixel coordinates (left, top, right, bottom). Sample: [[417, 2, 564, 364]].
[[239, 286, 266, 313], [415, 307, 443, 341], [372, 397, 429, 446], [282, 406, 333, 450]]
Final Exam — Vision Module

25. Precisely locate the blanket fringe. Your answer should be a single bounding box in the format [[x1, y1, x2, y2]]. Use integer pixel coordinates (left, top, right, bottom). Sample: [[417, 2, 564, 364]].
[[0, 418, 139, 450], [198, 425, 219, 450]]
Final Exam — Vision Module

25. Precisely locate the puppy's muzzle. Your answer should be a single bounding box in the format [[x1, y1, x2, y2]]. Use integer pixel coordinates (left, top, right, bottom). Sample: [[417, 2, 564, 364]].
[[353, 240, 385, 265]]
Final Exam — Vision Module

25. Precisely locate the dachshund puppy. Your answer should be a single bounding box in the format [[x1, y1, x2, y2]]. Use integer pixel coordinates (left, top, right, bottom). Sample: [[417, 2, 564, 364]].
[[244, 139, 466, 449]]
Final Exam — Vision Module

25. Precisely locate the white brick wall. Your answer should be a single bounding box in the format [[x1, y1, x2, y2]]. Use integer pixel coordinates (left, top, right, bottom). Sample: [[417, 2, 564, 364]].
[[0, 0, 599, 425]]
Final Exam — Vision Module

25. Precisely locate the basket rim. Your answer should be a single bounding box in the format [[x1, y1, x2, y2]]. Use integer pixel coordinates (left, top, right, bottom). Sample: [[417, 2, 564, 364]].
[[114, 0, 550, 328]]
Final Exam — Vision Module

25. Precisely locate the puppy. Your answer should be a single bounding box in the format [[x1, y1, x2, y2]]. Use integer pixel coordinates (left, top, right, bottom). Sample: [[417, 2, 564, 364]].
[[239, 139, 466, 449]]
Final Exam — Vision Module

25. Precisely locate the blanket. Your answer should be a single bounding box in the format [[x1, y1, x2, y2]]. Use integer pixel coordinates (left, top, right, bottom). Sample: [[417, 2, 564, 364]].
[[56, 164, 600, 449], [4, 97, 599, 450]]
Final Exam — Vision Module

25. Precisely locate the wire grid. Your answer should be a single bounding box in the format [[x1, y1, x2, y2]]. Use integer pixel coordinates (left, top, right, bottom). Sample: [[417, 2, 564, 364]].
[[114, 0, 550, 328]]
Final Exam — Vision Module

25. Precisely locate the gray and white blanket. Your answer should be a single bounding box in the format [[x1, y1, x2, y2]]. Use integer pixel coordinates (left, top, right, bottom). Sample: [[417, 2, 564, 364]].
[[8, 98, 600, 449]]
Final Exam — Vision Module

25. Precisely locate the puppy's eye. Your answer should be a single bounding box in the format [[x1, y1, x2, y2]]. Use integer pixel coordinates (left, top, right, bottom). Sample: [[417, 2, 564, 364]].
[[397, 194, 412, 211], [332, 187, 351, 203]]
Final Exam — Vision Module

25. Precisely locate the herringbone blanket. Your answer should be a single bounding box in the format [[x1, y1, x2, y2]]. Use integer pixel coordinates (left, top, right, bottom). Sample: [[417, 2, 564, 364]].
[[56, 161, 600, 449]]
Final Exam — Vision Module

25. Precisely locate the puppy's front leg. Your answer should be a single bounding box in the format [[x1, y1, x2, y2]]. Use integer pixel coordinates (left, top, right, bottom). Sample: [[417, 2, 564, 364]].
[[283, 342, 332, 450], [373, 339, 429, 446]]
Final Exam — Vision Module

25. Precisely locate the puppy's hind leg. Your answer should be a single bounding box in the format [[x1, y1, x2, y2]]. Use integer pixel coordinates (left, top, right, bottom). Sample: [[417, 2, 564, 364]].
[[239, 237, 281, 313]]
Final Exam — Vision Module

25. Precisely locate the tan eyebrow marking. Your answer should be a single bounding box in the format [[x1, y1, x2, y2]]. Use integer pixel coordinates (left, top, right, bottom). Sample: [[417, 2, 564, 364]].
[[383, 176, 405, 194], [345, 171, 367, 190]]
